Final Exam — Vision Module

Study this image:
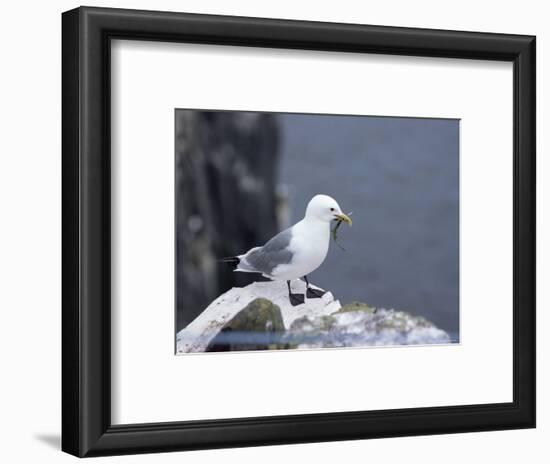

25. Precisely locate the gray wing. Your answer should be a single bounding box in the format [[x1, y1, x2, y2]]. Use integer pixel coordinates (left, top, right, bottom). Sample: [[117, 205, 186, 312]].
[[242, 227, 294, 276]]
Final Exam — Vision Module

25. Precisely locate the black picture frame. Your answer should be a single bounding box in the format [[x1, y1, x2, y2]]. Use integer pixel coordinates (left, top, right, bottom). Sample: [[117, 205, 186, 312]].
[[62, 6, 536, 457]]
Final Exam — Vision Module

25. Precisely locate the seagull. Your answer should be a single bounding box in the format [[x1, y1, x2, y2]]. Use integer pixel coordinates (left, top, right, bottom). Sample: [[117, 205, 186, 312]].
[[223, 194, 352, 306]]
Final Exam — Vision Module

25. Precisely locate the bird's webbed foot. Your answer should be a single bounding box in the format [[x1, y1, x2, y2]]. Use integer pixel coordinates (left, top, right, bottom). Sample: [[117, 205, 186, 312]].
[[289, 293, 305, 306], [306, 287, 326, 299]]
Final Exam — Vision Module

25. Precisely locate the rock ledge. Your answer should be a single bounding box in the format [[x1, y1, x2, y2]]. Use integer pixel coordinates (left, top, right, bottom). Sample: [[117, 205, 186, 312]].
[[176, 282, 451, 353]]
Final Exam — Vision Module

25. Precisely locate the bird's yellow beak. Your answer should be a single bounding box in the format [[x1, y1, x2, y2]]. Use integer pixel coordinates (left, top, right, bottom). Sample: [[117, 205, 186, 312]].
[[335, 212, 352, 226]]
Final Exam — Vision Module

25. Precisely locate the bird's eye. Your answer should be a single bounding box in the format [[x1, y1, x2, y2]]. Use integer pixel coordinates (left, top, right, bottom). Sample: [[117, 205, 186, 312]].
[[330, 207, 335, 212]]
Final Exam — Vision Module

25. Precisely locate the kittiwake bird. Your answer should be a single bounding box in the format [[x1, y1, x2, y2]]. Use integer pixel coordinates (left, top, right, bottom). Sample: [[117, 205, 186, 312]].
[[222, 194, 352, 306]]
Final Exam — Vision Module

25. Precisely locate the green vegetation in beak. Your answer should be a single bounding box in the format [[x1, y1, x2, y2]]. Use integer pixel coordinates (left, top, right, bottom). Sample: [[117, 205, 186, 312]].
[[331, 212, 353, 251], [334, 212, 352, 226]]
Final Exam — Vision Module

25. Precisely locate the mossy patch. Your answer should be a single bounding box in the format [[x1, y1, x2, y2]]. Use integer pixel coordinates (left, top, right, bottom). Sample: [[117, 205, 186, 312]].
[[206, 298, 289, 351], [225, 297, 285, 332], [335, 301, 375, 315], [319, 315, 337, 330]]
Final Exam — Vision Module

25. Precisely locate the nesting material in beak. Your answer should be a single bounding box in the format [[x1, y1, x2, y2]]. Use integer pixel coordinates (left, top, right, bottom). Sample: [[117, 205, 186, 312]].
[[334, 212, 353, 226]]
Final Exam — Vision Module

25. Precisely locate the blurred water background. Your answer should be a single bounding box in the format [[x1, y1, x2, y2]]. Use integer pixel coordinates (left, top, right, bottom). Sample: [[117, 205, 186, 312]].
[[278, 114, 459, 338], [175, 110, 459, 340]]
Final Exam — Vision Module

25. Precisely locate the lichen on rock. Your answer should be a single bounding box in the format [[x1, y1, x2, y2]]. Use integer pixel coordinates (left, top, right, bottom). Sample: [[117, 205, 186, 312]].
[[286, 302, 451, 349]]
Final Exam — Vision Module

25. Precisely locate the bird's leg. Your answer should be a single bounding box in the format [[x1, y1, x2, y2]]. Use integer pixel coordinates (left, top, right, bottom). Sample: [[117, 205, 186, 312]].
[[287, 280, 304, 306], [303, 275, 326, 299]]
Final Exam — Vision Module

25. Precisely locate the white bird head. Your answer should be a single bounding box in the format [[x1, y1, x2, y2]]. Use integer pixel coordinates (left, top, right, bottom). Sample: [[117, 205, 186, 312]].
[[304, 194, 352, 225]]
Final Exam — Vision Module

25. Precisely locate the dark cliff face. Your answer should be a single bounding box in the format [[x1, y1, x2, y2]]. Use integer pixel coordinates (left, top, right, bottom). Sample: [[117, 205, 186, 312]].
[[175, 110, 281, 331]]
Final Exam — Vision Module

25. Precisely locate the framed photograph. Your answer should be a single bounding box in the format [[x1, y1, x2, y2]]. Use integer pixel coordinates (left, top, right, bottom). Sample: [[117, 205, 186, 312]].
[[62, 6, 536, 457]]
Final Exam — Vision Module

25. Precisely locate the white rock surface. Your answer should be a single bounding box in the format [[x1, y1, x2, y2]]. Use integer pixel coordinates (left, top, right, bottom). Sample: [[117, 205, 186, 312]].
[[176, 280, 341, 353], [288, 307, 451, 348]]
